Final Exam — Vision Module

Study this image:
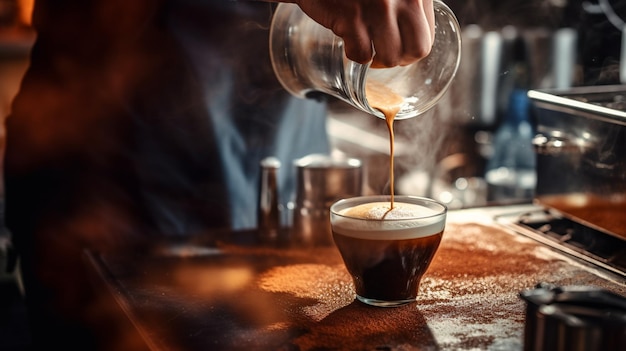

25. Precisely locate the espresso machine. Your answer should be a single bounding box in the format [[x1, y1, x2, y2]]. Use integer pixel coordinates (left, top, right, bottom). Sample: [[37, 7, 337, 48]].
[[497, 85, 626, 280]]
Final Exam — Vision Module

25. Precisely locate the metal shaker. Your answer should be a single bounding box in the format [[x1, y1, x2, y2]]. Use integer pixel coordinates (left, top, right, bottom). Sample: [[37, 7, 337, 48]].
[[258, 157, 282, 241], [292, 154, 363, 246]]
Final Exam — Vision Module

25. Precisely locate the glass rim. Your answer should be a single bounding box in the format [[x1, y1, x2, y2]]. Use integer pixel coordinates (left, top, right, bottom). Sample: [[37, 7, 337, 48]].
[[330, 195, 447, 222]]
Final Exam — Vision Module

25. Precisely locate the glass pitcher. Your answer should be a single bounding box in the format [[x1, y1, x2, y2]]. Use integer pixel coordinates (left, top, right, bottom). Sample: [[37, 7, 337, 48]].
[[269, 0, 462, 120]]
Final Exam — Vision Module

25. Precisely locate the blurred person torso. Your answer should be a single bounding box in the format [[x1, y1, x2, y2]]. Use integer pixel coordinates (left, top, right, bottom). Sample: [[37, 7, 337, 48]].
[[4, 0, 328, 348], [7, 0, 329, 241]]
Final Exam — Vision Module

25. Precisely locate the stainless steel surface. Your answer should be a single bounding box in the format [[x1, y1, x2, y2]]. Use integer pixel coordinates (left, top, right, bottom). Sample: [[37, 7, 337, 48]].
[[529, 86, 626, 125], [529, 85, 626, 238], [496, 206, 626, 281]]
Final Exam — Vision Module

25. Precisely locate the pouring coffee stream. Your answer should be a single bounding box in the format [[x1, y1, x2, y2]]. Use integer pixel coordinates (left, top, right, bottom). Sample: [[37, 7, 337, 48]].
[[365, 81, 404, 213], [269, 0, 461, 218], [257, 82, 402, 238]]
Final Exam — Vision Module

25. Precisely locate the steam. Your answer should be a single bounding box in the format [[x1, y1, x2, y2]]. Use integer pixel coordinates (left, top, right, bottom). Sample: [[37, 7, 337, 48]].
[[330, 0, 576, 199], [390, 88, 457, 193]]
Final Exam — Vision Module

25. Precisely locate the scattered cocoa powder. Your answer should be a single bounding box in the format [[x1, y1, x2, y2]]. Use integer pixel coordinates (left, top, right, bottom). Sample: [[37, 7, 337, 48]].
[[250, 222, 625, 350], [106, 220, 626, 350]]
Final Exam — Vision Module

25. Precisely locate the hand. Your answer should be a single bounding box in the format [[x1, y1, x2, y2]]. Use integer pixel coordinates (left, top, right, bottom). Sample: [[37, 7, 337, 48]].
[[293, 0, 435, 68]]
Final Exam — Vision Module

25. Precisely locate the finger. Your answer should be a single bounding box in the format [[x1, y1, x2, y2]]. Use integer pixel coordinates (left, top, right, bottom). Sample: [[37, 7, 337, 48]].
[[298, 0, 374, 64], [397, 0, 435, 65], [367, 3, 403, 68], [339, 20, 374, 65], [370, 16, 403, 67]]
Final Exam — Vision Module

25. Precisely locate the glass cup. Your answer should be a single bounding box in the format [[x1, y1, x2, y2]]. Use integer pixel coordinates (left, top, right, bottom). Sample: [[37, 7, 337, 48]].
[[269, 0, 461, 120], [330, 195, 447, 307]]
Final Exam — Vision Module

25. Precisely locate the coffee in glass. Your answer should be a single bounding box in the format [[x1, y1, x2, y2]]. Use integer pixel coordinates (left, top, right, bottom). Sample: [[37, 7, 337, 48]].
[[330, 195, 446, 307]]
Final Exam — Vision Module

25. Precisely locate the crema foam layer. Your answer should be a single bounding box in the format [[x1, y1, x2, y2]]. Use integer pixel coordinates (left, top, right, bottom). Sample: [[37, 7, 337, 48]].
[[333, 202, 445, 240]]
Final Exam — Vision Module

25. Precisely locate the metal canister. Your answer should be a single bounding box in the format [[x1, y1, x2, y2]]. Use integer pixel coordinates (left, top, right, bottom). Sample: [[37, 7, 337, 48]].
[[292, 154, 363, 246], [520, 283, 626, 351]]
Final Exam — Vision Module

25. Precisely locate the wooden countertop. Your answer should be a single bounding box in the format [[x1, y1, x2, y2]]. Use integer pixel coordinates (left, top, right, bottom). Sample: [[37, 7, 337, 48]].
[[85, 205, 626, 350]]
